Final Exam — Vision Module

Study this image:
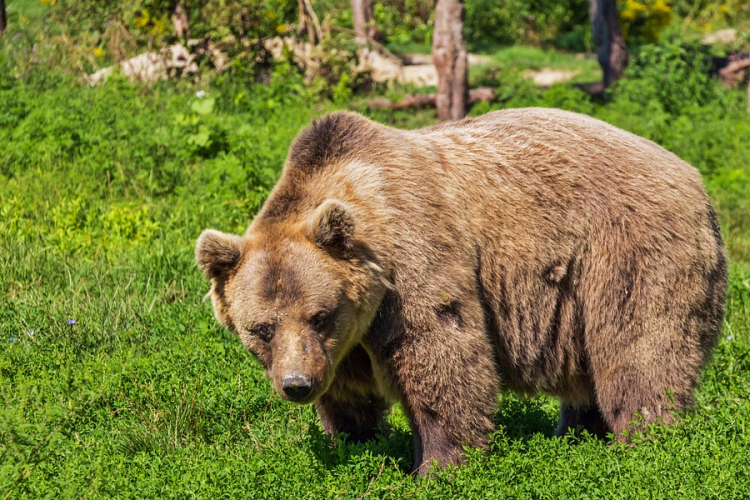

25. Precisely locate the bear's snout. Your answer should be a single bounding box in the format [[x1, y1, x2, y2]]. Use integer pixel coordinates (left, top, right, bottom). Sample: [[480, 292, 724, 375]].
[[281, 374, 314, 402]]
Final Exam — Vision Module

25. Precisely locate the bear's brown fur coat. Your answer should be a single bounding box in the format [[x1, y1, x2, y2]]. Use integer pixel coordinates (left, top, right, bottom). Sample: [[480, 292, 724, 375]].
[[196, 108, 727, 474]]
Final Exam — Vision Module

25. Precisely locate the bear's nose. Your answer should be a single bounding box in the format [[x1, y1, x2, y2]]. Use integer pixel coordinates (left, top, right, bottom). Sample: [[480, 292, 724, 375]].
[[282, 375, 313, 402]]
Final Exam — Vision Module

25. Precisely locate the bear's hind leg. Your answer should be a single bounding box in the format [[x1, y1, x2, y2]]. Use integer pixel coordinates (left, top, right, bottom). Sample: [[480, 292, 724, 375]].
[[582, 245, 718, 440], [590, 363, 694, 441], [556, 403, 611, 439], [586, 318, 698, 440], [584, 293, 705, 440]]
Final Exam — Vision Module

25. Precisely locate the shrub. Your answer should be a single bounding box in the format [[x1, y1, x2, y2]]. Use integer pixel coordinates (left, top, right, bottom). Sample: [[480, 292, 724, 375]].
[[614, 39, 724, 115], [620, 0, 674, 44], [464, 0, 589, 49], [670, 0, 750, 30]]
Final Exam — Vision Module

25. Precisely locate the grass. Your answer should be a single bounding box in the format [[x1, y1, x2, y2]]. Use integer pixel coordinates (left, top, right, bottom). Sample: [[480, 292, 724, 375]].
[[383, 42, 603, 89], [1, 39, 750, 498], [469, 45, 602, 88], [4, 0, 48, 24], [481, 45, 600, 73]]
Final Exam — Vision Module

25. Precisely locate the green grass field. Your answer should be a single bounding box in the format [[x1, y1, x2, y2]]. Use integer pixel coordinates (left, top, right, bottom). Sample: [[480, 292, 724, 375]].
[[2, 47, 750, 497]]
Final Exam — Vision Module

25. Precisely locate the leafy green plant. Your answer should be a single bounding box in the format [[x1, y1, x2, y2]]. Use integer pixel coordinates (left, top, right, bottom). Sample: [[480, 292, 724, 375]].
[[464, 0, 589, 49], [620, 0, 674, 43], [671, 0, 750, 31], [373, 0, 434, 46], [614, 39, 724, 115]]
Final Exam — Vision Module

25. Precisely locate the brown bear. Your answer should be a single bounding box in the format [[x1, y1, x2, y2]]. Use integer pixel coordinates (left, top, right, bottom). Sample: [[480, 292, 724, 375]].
[[196, 108, 727, 475]]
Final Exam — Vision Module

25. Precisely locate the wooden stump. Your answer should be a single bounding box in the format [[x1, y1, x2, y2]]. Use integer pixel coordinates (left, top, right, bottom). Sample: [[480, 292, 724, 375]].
[[432, 0, 468, 121], [590, 0, 627, 88]]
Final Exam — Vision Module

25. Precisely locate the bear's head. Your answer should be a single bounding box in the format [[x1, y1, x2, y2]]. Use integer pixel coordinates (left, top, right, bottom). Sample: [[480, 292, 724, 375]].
[[196, 199, 388, 404]]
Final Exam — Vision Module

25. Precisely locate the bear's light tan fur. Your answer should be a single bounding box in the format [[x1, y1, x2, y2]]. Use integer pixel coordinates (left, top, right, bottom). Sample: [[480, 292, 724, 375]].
[[196, 108, 727, 474]]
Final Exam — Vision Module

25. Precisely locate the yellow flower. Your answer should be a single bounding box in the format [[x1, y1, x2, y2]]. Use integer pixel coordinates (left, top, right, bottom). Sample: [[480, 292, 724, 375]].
[[621, 0, 646, 21], [654, 0, 671, 14], [94, 47, 104, 57], [151, 18, 167, 36], [620, 0, 673, 42], [135, 9, 150, 29]]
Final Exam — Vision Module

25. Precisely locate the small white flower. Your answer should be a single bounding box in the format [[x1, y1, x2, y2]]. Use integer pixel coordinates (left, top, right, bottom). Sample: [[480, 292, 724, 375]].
[[726, 335, 734, 341], [196, 90, 207, 98]]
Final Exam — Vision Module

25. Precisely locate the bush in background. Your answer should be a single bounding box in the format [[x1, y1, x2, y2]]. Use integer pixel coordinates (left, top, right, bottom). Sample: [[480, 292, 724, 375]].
[[465, 0, 590, 50], [620, 0, 673, 43], [615, 38, 722, 114]]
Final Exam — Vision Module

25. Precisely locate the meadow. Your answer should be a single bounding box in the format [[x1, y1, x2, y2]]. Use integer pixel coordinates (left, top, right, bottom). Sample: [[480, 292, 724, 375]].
[[2, 6, 750, 497]]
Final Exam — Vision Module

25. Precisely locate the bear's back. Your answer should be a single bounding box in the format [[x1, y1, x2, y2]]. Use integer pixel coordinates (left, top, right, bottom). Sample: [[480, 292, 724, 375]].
[[407, 108, 711, 255], [417, 108, 705, 203]]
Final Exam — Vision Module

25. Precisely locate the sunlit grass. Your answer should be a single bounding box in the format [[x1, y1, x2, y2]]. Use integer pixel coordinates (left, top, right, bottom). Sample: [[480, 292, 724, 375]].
[[1, 56, 749, 497]]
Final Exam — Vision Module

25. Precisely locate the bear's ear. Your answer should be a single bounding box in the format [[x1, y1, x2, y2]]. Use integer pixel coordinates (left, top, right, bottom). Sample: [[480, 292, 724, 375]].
[[195, 229, 245, 280], [307, 199, 355, 254]]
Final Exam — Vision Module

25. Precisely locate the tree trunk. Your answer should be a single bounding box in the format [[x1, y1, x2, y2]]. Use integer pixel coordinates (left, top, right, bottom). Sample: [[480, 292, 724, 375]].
[[432, 0, 468, 121], [171, 2, 190, 39], [352, 0, 377, 43], [297, 0, 322, 45], [590, 0, 627, 87], [0, 0, 7, 34]]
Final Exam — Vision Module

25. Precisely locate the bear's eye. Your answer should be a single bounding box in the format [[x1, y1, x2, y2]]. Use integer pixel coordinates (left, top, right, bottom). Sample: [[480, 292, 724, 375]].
[[310, 311, 332, 332], [247, 323, 275, 342]]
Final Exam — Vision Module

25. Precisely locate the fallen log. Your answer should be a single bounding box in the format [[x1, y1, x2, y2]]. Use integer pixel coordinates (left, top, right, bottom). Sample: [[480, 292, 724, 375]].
[[368, 87, 495, 110], [718, 56, 750, 88]]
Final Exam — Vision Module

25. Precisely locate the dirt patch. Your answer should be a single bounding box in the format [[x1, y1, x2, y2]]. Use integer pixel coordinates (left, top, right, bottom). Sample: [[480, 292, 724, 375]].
[[362, 51, 493, 87], [523, 68, 580, 87]]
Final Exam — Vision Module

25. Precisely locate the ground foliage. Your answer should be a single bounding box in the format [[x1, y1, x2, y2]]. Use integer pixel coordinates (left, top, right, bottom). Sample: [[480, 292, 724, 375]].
[[2, 1, 750, 498]]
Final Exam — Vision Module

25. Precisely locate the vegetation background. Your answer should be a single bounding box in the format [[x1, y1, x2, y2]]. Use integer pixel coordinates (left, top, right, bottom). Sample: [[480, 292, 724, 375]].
[[1, 0, 749, 497]]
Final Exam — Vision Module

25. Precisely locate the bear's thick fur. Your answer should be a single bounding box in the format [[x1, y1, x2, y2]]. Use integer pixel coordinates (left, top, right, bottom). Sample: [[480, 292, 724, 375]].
[[196, 109, 727, 474]]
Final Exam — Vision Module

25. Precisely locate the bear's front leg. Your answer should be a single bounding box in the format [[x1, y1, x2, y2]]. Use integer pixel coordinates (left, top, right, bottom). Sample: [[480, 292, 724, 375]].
[[370, 297, 499, 475], [399, 353, 498, 475], [315, 391, 389, 443], [314, 344, 389, 443]]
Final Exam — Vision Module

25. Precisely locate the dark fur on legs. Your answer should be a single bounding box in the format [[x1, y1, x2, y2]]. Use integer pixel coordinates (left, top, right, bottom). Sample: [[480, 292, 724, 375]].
[[557, 404, 611, 439], [314, 345, 389, 442]]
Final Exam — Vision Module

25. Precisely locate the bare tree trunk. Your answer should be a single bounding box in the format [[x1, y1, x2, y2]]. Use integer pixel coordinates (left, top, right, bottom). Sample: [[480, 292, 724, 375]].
[[171, 2, 190, 39], [432, 0, 468, 121], [0, 0, 7, 34], [352, 0, 379, 44], [297, 0, 322, 45], [590, 0, 627, 87]]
